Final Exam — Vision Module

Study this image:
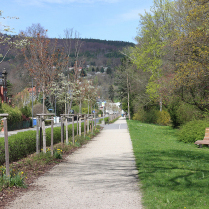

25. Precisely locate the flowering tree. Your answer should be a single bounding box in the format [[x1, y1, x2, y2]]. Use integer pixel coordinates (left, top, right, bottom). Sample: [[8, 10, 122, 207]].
[[0, 11, 27, 64], [22, 32, 64, 113], [50, 73, 73, 114]]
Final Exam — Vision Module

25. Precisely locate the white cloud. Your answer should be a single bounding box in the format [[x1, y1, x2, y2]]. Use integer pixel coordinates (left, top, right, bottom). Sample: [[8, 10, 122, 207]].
[[119, 8, 146, 21]]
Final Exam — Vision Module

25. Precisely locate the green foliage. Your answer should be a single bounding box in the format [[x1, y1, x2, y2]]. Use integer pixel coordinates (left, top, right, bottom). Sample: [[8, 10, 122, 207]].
[[0, 166, 26, 190], [106, 67, 112, 74], [72, 105, 79, 114], [20, 106, 32, 118], [156, 110, 171, 126], [176, 102, 202, 126], [108, 85, 114, 102], [2, 103, 22, 126], [0, 121, 85, 165], [82, 108, 88, 114], [132, 108, 146, 121], [98, 117, 109, 124], [178, 120, 209, 143], [127, 120, 209, 208], [168, 100, 203, 128], [53, 148, 62, 159], [133, 108, 171, 126]]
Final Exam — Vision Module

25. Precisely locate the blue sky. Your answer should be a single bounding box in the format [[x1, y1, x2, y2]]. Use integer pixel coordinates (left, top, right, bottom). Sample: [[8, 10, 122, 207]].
[[1, 0, 153, 43]]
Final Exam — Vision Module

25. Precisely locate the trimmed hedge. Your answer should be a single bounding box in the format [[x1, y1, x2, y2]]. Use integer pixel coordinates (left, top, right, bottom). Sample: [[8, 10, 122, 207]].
[[0, 122, 85, 165], [178, 120, 209, 143]]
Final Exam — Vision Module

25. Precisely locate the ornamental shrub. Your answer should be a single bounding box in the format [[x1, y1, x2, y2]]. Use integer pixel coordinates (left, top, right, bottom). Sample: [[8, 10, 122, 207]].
[[133, 108, 146, 121], [20, 106, 32, 118], [178, 120, 209, 143], [2, 103, 22, 126], [156, 110, 171, 126]]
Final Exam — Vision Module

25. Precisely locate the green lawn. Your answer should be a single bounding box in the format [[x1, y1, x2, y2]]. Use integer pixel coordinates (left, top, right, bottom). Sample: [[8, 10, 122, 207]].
[[127, 120, 209, 209]]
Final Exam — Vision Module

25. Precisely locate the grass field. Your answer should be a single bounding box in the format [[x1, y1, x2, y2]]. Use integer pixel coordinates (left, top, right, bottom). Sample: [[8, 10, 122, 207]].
[[127, 120, 209, 209]]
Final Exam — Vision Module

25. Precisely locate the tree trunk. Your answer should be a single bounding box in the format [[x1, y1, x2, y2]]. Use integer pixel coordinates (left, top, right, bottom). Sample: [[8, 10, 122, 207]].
[[79, 116, 81, 136], [79, 99, 82, 114], [65, 117, 68, 144], [127, 74, 131, 120], [159, 96, 162, 112], [42, 118, 46, 153]]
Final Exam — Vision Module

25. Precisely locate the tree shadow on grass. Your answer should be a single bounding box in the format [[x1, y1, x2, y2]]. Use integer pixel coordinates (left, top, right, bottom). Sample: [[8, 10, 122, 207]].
[[135, 149, 209, 191]]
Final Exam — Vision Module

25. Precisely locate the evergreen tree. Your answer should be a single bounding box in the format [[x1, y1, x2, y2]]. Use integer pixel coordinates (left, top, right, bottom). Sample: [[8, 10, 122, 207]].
[[108, 85, 114, 102], [106, 67, 112, 74], [100, 67, 104, 73]]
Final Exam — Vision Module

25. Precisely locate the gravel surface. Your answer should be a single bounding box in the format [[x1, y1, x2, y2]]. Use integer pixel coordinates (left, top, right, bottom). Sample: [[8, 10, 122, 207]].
[[6, 117, 143, 209]]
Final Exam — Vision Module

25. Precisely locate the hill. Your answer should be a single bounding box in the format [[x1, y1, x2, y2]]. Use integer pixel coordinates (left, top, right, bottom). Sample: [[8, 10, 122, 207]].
[[0, 35, 134, 95]]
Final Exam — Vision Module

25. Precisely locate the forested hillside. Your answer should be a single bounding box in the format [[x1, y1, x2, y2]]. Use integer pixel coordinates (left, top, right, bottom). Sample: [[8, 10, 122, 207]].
[[0, 34, 134, 96]]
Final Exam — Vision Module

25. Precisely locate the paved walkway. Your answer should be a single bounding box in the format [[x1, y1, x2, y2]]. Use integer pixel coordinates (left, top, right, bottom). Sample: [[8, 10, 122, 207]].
[[6, 117, 143, 209]]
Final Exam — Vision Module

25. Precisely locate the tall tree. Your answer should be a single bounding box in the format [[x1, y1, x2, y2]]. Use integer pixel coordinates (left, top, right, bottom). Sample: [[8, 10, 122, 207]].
[[172, 0, 209, 110], [23, 31, 64, 113], [132, 0, 175, 111], [108, 85, 114, 102]]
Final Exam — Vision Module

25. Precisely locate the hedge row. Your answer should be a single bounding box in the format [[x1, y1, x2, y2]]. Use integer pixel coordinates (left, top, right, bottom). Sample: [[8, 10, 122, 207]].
[[0, 122, 85, 165], [98, 116, 120, 124]]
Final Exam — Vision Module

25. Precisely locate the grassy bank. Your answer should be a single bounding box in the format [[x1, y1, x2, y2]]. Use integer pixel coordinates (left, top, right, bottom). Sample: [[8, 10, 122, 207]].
[[127, 120, 209, 209]]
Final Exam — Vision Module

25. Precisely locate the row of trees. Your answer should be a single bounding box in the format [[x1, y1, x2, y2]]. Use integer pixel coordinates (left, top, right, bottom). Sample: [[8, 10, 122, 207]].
[[116, 0, 209, 127], [0, 17, 99, 115], [22, 28, 98, 115]]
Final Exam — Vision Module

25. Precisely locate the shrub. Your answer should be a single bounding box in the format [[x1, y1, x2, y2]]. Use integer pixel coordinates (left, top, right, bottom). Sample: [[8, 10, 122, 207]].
[[133, 108, 146, 121], [156, 110, 171, 126], [2, 103, 22, 127], [98, 117, 109, 124], [178, 120, 209, 143], [33, 103, 48, 116], [82, 108, 88, 114], [20, 106, 32, 118], [176, 102, 201, 126], [143, 108, 158, 124], [168, 99, 202, 128]]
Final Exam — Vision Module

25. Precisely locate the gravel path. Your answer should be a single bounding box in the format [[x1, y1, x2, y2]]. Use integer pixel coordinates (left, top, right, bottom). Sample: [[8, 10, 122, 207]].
[[6, 117, 143, 209]]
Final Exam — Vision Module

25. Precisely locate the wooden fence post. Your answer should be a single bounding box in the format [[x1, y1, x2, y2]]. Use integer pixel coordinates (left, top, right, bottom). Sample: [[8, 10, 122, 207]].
[[36, 116, 40, 154], [94, 112, 96, 130], [77, 114, 78, 136], [92, 116, 93, 133], [65, 117, 68, 144], [51, 116, 54, 156], [72, 115, 74, 145], [84, 114, 86, 137], [39, 117, 42, 153], [61, 116, 64, 143], [3, 116, 9, 177], [79, 115, 81, 136], [87, 116, 89, 132], [42, 117, 46, 153]]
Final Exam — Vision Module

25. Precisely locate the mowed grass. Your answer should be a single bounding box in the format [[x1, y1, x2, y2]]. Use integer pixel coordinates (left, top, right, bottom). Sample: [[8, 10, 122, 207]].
[[127, 120, 209, 209]]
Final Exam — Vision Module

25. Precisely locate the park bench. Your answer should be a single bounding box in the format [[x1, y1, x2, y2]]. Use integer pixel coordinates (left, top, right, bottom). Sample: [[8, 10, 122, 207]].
[[194, 127, 209, 148]]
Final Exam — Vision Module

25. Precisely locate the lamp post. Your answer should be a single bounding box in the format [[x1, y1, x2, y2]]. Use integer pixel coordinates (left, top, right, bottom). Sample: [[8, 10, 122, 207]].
[[2, 69, 7, 103]]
